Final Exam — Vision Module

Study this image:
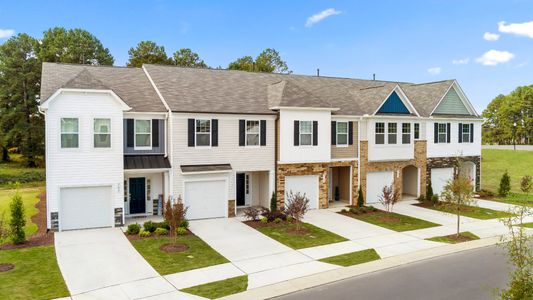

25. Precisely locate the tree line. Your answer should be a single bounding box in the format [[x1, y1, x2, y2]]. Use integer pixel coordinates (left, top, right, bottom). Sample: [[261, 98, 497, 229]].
[[482, 85, 533, 145], [0, 27, 290, 167]]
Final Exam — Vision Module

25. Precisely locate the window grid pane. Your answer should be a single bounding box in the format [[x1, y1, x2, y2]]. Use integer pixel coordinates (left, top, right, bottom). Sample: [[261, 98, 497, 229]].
[[388, 123, 397, 144], [94, 119, 110, 134], [414, 123, 420, 139], [135, 120, 150, 134], [61, 134, 79, 148], [337, 134, 348, 145], [247, 134, 259, 146], [61, 118, 78, 133], [94, 134, 111, 148], [246, 120, 259, 133], [196, 119, 211, 133], [300, 133, 312, 145], [300, 121, 312, 134]]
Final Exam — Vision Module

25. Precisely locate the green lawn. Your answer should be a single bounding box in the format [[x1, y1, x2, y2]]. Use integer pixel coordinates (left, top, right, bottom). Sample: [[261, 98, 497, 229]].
[[424, 203, 513, 220], [181, 275, 248, 299], [0, 154, 45, 189], [0, 187, 42, 242], [0, 245, 69, 300], [253, 222, 347, 249], [343, 210, 440, 232], [319, 249, 380, 267], [130, 235, 228, 275], [426, 231, 480, 244], [482, 193, 533, 207]]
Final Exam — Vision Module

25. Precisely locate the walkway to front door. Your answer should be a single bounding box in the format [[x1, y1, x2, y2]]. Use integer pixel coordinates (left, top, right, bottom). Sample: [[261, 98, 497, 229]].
[[129, 177, 146, 214]]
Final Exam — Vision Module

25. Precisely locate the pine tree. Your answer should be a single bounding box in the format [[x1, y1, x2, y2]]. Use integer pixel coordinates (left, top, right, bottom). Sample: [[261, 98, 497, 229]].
[[426, 180, 434, 201], [10, 191, 26, 244], [499, 171, 511, 197], [270, 192, 277, 212], [357, 188, 364, 207]]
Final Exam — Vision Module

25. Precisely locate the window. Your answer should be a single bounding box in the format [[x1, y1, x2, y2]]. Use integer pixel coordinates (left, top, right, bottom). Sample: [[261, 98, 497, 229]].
[[299, 121, 312, 146], [402, 123, 411, 144], [414, 123, 420, 140], [438, 123, 447, 143], [61, 118, 79, 148], [94, 118, 111, 148], [135, 119, 151, 148], [246, 120, 260, 146], [336, 121, 348, 146], [375, 122, 385, 144], [462, 124, 471, 143], [195, 119, 211, 146], [388, 123, 397, 144]]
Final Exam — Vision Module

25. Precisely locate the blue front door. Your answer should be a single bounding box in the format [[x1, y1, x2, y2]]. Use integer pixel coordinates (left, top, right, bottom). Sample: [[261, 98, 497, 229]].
[[129, 177, 146, 214]]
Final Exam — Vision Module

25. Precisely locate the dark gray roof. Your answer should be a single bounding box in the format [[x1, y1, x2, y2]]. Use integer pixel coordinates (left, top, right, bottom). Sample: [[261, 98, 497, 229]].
[[180, 164, 232, 173], [399, 80, 455, 117], [124, 155, 171, 169], [40, 63, 167, 112]]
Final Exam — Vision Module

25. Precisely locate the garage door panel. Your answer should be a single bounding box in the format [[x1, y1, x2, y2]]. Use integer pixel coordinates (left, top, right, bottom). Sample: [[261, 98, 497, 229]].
[[366, 172, 394, 204], [285, 175, 319, 209], [431, 168, 454, 195], [185, 180, 226, 220], [60, 186, 113, 231]]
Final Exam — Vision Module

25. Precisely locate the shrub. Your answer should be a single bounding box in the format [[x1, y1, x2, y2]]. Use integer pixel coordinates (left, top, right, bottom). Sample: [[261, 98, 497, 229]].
[[478, 189, 495, 198], [520, 175, 532, 194], [143, 221, 157, 233], [499, 171, 511, 197], [379, 184, 399, 213], [10, 192, 26, 244], [176, 227, 187, 235], [357, 188, 364, 208], [270, 191, 277, 212], [426, 180, 434, 202], [285, 190, 310, 231], [286, 215, 294, 222], [180, 219, 189, 229], [243, 206, 261, 221], [126, 223, 141, 235], [139, 230, 151, 238], [155, 220, 170, 230], [274, 217, 282, 223], [334, 186, 340, 201], [154, 227, 168, 236], [262, 210, 286, 222], [164, 196, 188, 239], [431, 194, 439, 204], [260, 217, 268, 224], [340, 208, 348, 213]]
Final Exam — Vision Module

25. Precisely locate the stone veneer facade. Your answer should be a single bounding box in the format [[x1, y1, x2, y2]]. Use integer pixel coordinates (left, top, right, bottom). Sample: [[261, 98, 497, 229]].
[[426, 156, 481, 191], [276, 160, 358, 209], [359, 140, 428, 202], [228, 199, 236, 217]]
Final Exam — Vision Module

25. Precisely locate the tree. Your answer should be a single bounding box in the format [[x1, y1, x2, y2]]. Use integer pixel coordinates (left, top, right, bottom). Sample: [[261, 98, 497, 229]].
[[171, 48, 207, 68], [228, 56, 254, 72], [426, 179, 434, 201], [163, 196, 187, 242], [285, 191, 310, 232], [441, 174, 475, 237], [270, 191, 277, 212], [0, 34, 43, 167], [378, 184, 399, 212], [520, 175, 532, 195], [499, 171, 512, 197], [127, 41, 170, 67], [9, 190, 26, 244], [228, 48, 290, 74], [39, 27, 114, 65], [357, 188, 364, 207]]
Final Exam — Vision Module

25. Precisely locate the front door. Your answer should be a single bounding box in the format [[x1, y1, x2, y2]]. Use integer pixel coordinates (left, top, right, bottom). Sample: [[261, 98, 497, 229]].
[[129, 177, 146, 214], [236, 173, 245, 206]]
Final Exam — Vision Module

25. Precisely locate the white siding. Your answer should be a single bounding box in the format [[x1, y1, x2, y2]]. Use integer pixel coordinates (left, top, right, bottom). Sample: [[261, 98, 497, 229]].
[[44, 91, 125, 229], [366, 118, 416, 161], [426, 120, 482, 158]]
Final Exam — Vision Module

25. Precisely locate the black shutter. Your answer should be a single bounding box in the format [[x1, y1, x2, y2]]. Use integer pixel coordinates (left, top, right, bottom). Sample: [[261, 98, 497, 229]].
[[152, 119, 159, 147], [331, 121, 337, 145], [239, 120, 245, 146], [458, 123, 463, 143], [211, 119, 218, 147], [313, 121, 318, 146], [348, 121, 354, 145], [188, 119, 195, 147], [294, 120, 299, 146], [434, 123, 438, 144], [446, 123, 451, 143], [260, 120, 266, 146], [470, 123, 474, 143], [126, 119, 134, 147]]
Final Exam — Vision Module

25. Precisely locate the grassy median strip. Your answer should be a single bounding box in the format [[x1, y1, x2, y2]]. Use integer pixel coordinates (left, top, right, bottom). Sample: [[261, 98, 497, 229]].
[[426, 231, 480, 244], [181, 275, 248, 299], [319, 249, 380, 267], [251, 222, 347, 249], [340, 207, 440, 232], [419, 203, 513, 220]]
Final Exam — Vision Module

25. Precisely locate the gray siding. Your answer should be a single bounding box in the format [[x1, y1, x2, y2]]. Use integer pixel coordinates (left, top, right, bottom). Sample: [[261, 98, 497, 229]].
[[433, 88, 471, 115], [123, 119, 165, 154]]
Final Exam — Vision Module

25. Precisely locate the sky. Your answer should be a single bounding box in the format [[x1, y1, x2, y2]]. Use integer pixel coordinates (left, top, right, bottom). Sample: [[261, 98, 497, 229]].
[[1, 0, 532, 113]]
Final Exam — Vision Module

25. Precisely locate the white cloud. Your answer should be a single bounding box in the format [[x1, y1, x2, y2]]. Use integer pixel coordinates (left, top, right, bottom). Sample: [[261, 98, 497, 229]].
[[476, 49, 515, 66], [452, 58, 470, 65], [498, 21, 533, 38], [427, 67, 441, 75], [483, 32, 500, 41], [0, 29, 15, 38], [305, 8, 342, 27]]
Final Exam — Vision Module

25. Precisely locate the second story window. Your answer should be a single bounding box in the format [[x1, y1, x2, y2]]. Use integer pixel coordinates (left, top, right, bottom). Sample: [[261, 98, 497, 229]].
[[196, 119, 211, 146], [375, 122, 385, 144], [94, 118, 111, 148], [402, 123, 411, 144], [61, 118, 79, 148], [462, 124, 471, 143], [388, 123, 397, 144], [438, 123, 448, 143], [135, 119, 151, 149], [246, 120, 260, 146], [414, 123, 420, 140], [336, 121, 348, 146], [299, 121, 313, 146]]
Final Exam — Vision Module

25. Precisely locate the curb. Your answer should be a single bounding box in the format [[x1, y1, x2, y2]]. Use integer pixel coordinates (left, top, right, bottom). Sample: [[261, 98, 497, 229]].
[[221, 236, 501, 299]]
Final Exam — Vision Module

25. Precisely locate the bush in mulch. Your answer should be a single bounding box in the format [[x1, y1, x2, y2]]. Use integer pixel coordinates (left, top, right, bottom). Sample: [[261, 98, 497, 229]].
[[341, 206, 378, 215], [261, 210, 287, 222], [159, 243, 188, 253]]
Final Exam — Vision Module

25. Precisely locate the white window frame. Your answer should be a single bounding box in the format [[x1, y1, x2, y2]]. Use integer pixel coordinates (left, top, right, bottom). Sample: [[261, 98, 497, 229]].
[[60, 117, 79, 149], [245, 120, 260, 147], [402, 123, 411, 144], [387, 123, 397, 144], [195, 118, 211, 147], [375, 122, 385, 145], [462, 124, 471, 143], [438, 123, 448, 143], [93, 118, 111, 149], [134, 119, 152, 150], [299, 120, 313, 146], [336, 121, 348, 147]]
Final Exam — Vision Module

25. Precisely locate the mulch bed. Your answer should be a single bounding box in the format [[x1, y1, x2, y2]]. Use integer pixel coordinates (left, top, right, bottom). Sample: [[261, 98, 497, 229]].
[[125, 230, 192, 241], [0, 263, 15, 272], [244, 219, 309, 235], [160, 243, 188, 253], [440, 234, 477, 243], [414, 202, 475, 212], [0, 192, 54, 250]]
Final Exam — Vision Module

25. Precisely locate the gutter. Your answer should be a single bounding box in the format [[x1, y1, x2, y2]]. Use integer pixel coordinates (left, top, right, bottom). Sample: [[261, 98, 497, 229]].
[[274, 112, 279, 200]]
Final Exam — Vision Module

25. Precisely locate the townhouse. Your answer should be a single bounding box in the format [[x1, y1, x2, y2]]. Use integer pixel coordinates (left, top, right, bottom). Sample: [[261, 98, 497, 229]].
[[39, 63, 481, 231]]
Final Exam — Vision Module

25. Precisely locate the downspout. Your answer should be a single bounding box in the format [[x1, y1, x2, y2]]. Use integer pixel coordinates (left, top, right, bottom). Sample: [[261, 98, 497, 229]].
[[274, 112, 279, 201]]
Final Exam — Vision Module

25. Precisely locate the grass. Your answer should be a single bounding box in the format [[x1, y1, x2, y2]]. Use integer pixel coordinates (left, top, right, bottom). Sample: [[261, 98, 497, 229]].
[[426, 231, 480, 244], [0, 245, 69, 300], [343, 209, 440, 232], [424, 203, 513, 220], [319, 249, 380, 267], [181, 275, 248, 299], [0, 154, 45, 189], [130, 235, 228, 275], [0, 187, 42, 241], [520, 222, 533, 228], [482, 193, 533, 207], [253, 222, 347, 249]]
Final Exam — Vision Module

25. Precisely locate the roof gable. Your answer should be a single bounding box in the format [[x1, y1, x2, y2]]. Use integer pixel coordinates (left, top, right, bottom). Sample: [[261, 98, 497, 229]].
[[432, 85, 472, 115], [377, 90, 410, 114]]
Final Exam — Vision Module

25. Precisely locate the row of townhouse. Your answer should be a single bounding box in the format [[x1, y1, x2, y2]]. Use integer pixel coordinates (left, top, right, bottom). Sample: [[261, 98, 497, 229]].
[[39, 62, 482, 231]]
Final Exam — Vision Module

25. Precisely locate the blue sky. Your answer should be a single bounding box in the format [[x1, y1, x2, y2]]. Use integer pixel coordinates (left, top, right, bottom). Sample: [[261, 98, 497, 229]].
[[1, 0, 532, 112]]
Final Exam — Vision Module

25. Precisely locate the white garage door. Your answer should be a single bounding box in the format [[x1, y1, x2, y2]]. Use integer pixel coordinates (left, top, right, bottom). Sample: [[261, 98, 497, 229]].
[[366, 171, 394, 204], [185, 180, 227, 220], [431, 168, 454, 195], [285, 175, 319, 209], [60, 186, 113, 231]]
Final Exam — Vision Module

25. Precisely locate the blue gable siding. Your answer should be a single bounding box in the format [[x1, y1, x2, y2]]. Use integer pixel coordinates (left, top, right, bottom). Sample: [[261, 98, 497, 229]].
[[377, 91, 410, 114]]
